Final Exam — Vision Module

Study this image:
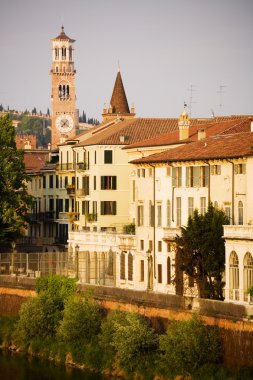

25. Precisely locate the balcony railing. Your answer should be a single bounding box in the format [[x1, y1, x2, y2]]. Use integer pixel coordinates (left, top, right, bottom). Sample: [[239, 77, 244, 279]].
[[56, 163, 74, 171], [65, 184, 75, 195], [86, 213, 97, 222], [76, 162, 89, 171]]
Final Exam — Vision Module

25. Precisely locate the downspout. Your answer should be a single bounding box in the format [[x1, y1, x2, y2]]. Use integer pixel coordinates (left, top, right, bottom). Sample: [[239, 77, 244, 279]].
[[227, 160, 235, 225], [149, 164, 156, 280]]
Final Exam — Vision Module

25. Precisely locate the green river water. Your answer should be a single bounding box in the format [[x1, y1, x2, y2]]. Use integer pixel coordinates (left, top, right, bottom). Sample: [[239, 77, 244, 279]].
[[0, 350, 113, 380]]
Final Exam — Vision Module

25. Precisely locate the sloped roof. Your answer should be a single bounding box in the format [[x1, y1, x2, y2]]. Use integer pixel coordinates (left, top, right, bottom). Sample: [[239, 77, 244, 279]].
[[24, 151, 49, 174], [52, 26, 75, 42], [109, 71, 130, 114], [125, 116, 253, 149], [130, 131, 253, 164]]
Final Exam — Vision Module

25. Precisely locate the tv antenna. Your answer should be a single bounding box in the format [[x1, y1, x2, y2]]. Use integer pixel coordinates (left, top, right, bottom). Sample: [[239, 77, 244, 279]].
[[187, 84, 197, 117], [217, 85, 226, 114]]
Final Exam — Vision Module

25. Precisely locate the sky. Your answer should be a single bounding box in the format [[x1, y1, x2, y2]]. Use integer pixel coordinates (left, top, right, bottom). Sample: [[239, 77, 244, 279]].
[[1, 0, 253, 121]]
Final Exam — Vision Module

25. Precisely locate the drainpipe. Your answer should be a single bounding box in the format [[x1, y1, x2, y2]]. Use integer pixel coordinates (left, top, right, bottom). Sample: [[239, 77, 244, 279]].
[[149, 164, 156, 280], [227, 160, 235, 225]]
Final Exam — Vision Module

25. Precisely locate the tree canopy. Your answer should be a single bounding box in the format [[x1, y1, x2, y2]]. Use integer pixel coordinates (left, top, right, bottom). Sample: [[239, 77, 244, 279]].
[[175, 203, 229, 299], [0, 114, 32, 243]]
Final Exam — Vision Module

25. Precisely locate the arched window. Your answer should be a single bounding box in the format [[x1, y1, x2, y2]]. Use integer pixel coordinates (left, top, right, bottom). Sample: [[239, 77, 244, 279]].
[[243, 252, 253, 299], [128, 253, 133, 281], [120, 252, 125, 280], [55, 66, 59, 73], [167, 256, 171, 284], [55, 47, 59, 60], [229, 251, 239, 300], [62, 47, 66, 60], [238, 201, 243, 225], [167, 200, 171, 227]]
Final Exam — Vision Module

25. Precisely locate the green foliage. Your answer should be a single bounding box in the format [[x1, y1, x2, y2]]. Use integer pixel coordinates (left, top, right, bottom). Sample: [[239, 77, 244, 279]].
[[15, 115, 51, 147], [57, 295, 101, 345], [175, 203, 229, 299], [159, 316, 222, 378], [0, 316, 17, 345], [99, 310, 158, 377], [0, 114, 32, 243]]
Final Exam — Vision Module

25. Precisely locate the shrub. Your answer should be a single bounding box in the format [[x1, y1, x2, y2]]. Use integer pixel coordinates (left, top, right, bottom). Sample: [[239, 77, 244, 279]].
[[0, 316, 17, 345], [159, 315, 222, 378]]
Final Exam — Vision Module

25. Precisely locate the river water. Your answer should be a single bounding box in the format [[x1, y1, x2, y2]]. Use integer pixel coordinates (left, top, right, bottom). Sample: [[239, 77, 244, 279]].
[[0, 350, 112, 380]]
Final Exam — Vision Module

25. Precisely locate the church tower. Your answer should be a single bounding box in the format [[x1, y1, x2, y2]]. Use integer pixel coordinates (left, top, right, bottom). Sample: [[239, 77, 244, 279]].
[[50, 26, 77, 149], [102, 69, 135, 122]]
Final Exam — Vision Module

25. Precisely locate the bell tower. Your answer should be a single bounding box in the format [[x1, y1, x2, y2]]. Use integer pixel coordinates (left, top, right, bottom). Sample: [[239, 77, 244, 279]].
[[50, 26, 77, 149]]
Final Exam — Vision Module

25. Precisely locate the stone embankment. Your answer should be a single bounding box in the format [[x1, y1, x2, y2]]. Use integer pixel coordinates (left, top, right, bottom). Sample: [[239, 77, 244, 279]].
[[0, 275, 253, 368]]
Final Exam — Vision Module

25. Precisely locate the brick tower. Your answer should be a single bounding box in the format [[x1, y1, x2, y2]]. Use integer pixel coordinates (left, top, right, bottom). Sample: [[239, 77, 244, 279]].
[[50, 26, 77, 149]]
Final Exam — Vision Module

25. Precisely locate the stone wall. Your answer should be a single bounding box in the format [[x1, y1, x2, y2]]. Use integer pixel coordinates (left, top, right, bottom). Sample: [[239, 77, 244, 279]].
[[0, 277, 253, 368]]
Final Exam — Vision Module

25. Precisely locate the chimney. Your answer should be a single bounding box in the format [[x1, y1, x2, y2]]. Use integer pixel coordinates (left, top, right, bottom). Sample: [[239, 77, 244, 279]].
[[198, 129, 206, 140], [178, 110, 190, 140], [120, 135, 125, 143]]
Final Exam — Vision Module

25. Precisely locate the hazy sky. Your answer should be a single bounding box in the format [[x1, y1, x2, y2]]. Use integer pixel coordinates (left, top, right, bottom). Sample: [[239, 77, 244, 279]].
[[1, 0, 253, 120]]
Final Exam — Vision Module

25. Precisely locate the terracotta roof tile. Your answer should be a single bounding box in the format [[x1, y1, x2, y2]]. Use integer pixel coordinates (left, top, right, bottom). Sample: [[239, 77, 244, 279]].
[[131, 131, 253, 164], [24, 151, 49, 174]]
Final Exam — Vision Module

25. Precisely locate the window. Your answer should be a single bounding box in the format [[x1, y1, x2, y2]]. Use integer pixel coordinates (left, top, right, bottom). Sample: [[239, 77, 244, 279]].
[[137, 205, 144, 226], [149, 168, 153, 177], [167, 257, 171, 284], [82, 201, 89, 215], [49, 198, 54, 211], [49, 175, 54, 189], [157, 204, 162, 227], [101, 176, 117, 190], [64, 176, 68, 187], [200, 197, 206, 215], [65, 199, 69, 212], [211, 165, 221, 175], [225, 206, 231, 224], [120, 252, 125, 280], [172, 167, 182, 187], [132, 180, 136, 202], [229, 251, 239, 300], [238, 201, 243, 225], [104, 150, 113, 164], [244, 252, 253, 298], [92, 201, 97, 217], [94, 176, 96, 190], [176, 197, 181, 226], [128, 253, 133, 281], [149, 201, 154, 227], [234, 163, 246, 174], [166, 167, 171, 176], [82, 176, 89, 195], [140, 260, 144, 282], [137, 169, 140, 178], [140, 240, 144, 251], [43, 176, 46, 189], [101, 201, 116, 215], [94, 151, 96, 164], [158, 241, 162, 252], [167, 200, 171, 227], [158, 264, 162, 283], [186, 166, 209, 187], [188, 197, 194, 218], [149, 240, 153, 252], [56, 175, 59, 189], [142, 169, 145, 177]]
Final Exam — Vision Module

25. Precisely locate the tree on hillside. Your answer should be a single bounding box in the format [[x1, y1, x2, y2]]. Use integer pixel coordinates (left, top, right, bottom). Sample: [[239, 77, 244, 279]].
[[0, 114, 32, 243], [15, 115, 51, 147], [175, 203, 229, 300]]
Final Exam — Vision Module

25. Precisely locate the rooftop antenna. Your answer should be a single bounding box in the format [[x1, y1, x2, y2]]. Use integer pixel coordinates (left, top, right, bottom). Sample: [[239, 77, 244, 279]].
[[187, 84, 197, 117], [217, 85, 226, 115]]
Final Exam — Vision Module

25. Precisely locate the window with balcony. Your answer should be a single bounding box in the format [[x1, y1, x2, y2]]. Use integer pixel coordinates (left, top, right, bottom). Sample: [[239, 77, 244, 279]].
[[128, 253, 133, 281], [104, 150, 113, 164], [82, 176, 89, 196], [101, 176, 117, 190], [101, 201, 116, 215], [186, 166, 209, 187], [82, 201, 89, 215], [120, 252, 125, 280]]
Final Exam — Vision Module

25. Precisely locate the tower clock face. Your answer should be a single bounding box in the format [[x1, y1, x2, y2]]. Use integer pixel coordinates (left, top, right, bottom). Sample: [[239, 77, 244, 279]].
[[56, 114, 74, 133]]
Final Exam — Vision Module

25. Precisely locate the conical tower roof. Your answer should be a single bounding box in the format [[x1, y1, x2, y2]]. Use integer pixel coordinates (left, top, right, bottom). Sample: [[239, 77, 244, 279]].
[[109, 70, 130, 114]]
